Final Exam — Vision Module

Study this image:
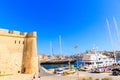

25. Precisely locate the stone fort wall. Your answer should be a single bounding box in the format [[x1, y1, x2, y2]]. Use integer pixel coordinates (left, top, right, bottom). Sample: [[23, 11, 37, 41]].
[[0, 28, 38, 74]]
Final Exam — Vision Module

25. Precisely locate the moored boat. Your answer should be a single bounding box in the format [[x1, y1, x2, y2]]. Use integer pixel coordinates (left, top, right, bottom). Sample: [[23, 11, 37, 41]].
[[81, 47, 115, 72]]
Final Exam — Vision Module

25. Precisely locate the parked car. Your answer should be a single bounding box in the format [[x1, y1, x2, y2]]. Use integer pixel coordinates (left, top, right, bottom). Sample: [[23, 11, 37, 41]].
[[68, 69, 76, 73], [112, 68, 120, 76], [54, 68, 64, 74], [90, 68, 104, 73], [81, 66, 91, 71]]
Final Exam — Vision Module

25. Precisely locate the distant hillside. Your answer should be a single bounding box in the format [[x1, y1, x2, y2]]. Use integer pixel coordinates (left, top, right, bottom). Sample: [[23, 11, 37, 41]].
[[101, 51, 120, 60], [71, 50, 120, 60]]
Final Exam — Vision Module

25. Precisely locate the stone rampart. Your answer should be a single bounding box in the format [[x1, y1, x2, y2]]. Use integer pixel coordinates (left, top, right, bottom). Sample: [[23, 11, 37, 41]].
[[0, 28, 38, 74]]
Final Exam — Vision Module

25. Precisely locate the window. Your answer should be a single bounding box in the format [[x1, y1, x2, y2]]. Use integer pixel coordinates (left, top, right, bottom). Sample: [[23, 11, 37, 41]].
[[18, 71, 20, 73], [19, 41, 20, 44], [15, 40, 16, 44], [23, 41, 24, 44], [96, 62, 103, 64], [22, 67, 26, 73]]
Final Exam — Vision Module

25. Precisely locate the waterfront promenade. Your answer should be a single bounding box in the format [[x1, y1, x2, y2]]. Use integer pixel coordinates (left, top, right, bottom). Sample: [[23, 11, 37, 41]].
[[0, 71, 120, 80]]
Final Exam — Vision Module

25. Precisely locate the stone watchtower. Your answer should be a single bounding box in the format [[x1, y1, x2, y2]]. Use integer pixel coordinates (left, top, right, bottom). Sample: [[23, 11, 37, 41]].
[[23, 32, 38, 74], [0, 29, 38, 74]]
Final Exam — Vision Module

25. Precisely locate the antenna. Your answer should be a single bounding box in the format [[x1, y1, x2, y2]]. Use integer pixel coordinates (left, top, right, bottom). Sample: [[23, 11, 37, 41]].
[[50, 40, 53, 57], [106, 18, 116, 63], [113, 16, 120, 44], [59, 35, 62, 56]]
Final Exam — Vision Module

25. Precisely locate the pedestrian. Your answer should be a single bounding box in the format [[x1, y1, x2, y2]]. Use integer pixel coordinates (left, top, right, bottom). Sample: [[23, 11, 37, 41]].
[[32, 73, 36, 80], [38, 69, 41, 78]]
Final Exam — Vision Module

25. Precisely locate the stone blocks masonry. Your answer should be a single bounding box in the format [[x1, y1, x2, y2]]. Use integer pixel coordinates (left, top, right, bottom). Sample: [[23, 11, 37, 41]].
[[0, 28, 38, 74]]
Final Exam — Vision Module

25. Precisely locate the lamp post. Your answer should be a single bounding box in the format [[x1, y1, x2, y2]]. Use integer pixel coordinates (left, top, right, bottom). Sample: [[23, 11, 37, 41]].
[[74, 44, 80, 79], [74, 44, 79, 68]]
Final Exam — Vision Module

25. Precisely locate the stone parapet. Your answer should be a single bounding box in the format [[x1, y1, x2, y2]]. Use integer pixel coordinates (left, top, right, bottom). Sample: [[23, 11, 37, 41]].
[[0, 28, 9, 34], [27, 32, 36, 38], [0, 29, 36, 38]]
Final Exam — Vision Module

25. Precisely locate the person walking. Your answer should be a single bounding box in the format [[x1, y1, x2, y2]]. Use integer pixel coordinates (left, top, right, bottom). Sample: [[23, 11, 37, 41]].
[[32, 73, 36, 80], [38, 70, 41, 78]]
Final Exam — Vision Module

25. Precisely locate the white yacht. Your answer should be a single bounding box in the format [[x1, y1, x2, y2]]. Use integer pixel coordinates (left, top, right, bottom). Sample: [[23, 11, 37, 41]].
[[81, 48, 115, 71]]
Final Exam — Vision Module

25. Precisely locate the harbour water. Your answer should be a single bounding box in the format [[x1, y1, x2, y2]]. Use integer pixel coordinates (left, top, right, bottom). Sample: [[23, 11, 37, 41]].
[[41, 61, 84, 69], [41, 59, 120, 69]]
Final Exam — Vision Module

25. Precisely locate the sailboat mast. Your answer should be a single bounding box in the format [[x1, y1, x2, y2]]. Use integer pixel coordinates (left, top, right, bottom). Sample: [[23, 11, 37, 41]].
[[59, 35, 62, 56], [50, 40, 53, 56], [113, 16, 120, 44], [106, 18, 116, 63]]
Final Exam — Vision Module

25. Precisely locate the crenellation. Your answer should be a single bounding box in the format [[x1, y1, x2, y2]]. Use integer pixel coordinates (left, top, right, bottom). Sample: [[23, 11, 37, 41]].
[[9, 30, 20, 35], [20, 32, 27, 37], [20, 32, 27, 35], [0, 28, 9, 34], [27, 32, 36, 37], [0, 29, 38, 38]]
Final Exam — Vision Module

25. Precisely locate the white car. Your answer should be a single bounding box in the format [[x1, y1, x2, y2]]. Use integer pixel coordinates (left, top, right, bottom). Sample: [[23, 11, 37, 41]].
[[54, 69, 64, 74], [81, 66, 91, 71], [69, 69, 76, 73]]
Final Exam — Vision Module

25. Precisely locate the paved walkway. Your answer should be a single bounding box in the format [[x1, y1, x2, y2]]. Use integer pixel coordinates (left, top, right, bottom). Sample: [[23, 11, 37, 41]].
[[39, 66, 53, 77], [0, 70, 120, 80]]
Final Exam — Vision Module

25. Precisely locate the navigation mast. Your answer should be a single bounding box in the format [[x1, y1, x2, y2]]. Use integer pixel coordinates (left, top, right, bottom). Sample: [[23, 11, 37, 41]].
[[113, 16, 120, 44], [50, 40, 53, 57], [106, 18, 116, 63], [59, 35, 62, 56]]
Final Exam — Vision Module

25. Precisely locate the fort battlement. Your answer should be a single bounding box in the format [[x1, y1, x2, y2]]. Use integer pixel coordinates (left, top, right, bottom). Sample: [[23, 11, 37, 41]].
[[0, 28, 36, 38]]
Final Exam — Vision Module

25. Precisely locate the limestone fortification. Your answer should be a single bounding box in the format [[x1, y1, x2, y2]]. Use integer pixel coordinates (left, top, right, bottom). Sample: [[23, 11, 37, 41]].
[[0, 28, 38, 74]]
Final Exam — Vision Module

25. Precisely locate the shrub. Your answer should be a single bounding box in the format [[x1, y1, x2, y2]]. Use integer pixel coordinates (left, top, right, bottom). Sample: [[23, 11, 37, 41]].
[[77, 77, 112, 80], [82, 78, 86, 80], [70, 65, 75, 70], [88, 77, 93, 80], [101, 78, 112, 80]]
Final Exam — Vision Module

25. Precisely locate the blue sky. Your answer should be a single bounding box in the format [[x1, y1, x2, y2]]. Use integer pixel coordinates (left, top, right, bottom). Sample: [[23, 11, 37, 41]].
[[0, 0, 120, 55]]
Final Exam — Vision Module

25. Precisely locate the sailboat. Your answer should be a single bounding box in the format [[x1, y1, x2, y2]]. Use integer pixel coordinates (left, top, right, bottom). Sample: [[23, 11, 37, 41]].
[[80, 18, 118, 72], [106, 17, 120, 63], [41, 35, 76, 64], [106, 18, 117, 63]]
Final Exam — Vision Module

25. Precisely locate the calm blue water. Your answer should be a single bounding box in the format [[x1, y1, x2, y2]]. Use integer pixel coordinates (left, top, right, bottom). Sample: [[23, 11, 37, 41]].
[[41, 61, 84, 69], [117, 59, 120, 62], [41, 59, 120, 69]]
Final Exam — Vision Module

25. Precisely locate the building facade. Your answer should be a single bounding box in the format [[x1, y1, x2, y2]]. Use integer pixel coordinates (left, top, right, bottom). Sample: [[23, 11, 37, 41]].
[[0, 28, 38, 74]]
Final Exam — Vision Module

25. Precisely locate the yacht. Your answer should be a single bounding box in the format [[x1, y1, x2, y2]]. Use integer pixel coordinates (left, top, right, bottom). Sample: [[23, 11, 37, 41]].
[[81, 48, 115, 71]]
